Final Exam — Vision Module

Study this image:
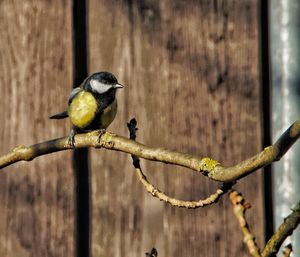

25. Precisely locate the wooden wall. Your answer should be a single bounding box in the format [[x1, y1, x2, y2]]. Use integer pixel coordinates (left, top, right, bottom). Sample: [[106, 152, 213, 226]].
[[0, 1, 74, 257], [0, 1, 265, 257]]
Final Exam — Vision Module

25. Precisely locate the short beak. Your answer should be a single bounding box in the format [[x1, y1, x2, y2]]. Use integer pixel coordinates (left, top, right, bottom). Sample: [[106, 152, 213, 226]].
[[114, 83, 124, 89]]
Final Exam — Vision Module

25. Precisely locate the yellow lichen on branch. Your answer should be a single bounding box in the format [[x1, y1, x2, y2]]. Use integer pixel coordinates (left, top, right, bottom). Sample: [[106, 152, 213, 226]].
[[200, 157, 220, 172], [0, 118, 299, 184], [126, 118, 232, 208], [208, 117, 300, 181], [0, 117, 299, 256]]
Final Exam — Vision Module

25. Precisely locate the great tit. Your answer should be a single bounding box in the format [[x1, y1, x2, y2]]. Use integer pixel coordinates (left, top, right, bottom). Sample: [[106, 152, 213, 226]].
[[50, 71, 123, 147]]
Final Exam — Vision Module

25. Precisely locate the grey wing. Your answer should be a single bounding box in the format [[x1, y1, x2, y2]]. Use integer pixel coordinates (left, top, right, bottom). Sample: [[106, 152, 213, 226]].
[[68, 87, 82, 104], [49, 87, 82, 119]]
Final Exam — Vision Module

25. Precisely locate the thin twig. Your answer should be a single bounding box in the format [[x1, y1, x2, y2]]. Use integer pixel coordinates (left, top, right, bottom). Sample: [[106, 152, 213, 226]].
[[229, 191, 261, 257], [262, 202, 300, 257], [0, 118, 299, 183], [127, 118, 233, 208], [135, 166, 232, 208], [145, 248, 158, 257]]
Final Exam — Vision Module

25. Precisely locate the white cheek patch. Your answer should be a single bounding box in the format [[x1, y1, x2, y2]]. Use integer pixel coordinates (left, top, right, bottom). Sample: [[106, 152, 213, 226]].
[[90, 79, 113, 94]]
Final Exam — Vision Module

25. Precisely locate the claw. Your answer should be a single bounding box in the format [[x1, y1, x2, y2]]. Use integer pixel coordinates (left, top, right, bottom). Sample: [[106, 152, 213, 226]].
[[98, 128, 106, 144], [68, 129, 76, 148]]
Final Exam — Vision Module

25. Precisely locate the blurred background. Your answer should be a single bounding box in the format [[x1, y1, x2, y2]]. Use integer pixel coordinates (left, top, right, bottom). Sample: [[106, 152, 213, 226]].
[[0, 1, 299, 257]]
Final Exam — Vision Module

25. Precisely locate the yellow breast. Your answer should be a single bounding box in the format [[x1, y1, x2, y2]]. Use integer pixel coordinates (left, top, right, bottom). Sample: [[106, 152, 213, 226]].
[[68, 91, 97, 129]]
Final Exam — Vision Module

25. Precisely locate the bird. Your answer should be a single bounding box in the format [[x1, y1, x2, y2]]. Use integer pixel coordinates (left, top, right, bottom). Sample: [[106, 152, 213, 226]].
[[50, 71, 123, 147]]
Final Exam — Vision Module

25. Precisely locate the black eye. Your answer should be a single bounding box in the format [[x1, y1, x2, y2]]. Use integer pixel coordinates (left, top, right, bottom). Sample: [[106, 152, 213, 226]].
[[99, 79, 107, 84]]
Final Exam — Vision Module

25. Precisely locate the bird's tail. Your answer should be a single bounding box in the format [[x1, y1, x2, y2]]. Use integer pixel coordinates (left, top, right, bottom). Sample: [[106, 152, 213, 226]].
[[49, 111, 68, 119]]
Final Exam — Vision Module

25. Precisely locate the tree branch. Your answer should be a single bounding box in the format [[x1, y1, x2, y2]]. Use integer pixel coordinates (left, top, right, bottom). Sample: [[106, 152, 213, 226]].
[[208, 117, 300, 181], [262, 202, 300, 257], [229, 191, 261, 257], [135, 166, 232, 208], [0, 118, 299, 184], [127, 118, 233, 208]]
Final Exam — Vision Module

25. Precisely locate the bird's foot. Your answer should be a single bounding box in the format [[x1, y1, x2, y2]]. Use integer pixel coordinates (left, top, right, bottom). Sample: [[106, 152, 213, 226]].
[[97, 128, 106, 144], [68, 129, 76, 148]]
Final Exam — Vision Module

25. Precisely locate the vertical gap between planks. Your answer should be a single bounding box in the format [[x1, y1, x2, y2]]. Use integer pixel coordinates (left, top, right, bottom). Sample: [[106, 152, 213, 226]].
[[260, 0, 274, 243], [72, 0, 90, 257]]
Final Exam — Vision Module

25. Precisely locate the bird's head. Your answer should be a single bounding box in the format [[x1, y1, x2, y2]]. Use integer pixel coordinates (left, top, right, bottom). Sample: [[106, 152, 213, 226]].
[[84, 72, 123, 94]]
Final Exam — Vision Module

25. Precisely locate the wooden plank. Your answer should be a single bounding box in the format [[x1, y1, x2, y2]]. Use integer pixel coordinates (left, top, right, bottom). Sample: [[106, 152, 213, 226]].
[[0, 1, 74, 256], [88, 1, 264, 256]]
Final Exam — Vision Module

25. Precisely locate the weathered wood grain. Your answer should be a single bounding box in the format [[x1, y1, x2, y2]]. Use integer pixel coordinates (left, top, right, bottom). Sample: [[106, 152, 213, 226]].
[[88, 1, 264, 257], [0, 1, 74, 256]]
